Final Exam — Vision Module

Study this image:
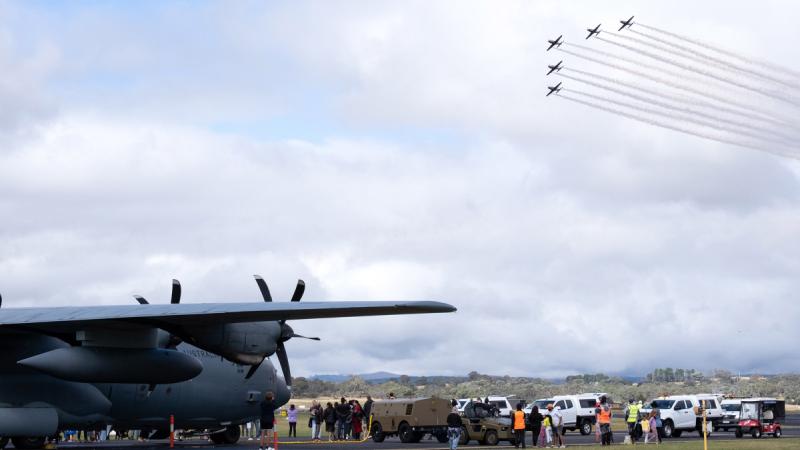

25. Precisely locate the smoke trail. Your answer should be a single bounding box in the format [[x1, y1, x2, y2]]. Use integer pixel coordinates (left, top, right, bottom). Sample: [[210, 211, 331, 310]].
[[565, 88, 795, 149], [557, 93, 798, 160], [557, 46, 796, 127], [596, 35, 800, 108], [636, 22, 800, 80], [558, 69, 800, 145], [609, 30, 800, 91]]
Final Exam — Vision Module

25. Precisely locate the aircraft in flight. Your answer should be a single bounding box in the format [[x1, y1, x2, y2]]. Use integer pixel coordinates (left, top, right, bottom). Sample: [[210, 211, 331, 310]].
[[547, 34, 563, 51], [547, 61, 563, 76], [0, 277, 455, 449], [586, 24, 601, 39], [618, 15, 634, 31], [546, 82, 562, 96]]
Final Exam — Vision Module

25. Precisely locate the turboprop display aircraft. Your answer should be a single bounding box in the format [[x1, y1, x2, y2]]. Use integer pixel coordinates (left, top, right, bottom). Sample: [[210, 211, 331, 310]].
[[585, 24, 601, 39], [546, 82, 562, 97], [546, 34, 562, 51], [0, 277, 455, 449], [546, 61, 562, 76], [618, 15, 634, 31]]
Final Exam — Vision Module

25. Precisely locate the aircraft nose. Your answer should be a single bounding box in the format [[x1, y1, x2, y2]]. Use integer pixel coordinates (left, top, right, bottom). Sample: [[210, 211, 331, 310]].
[[274, 375, 291, 407]]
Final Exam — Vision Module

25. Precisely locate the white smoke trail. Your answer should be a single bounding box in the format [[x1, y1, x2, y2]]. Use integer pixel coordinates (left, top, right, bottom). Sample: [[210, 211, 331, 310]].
[[559, 69, 800, 145], [557, 92, 799, 161], [636, 22, 800, 80], [565, 88, 796, 150], [596, 35, 800, 108], [557, 46, 795, 127], [610, 30, 800, 91]]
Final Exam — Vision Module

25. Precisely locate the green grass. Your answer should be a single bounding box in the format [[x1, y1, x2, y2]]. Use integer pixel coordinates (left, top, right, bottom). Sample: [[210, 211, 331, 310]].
[[653, 438, 799, 449]]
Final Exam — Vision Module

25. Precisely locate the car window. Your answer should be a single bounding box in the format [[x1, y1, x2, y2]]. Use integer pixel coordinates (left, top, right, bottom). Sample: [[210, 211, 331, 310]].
[[579, 399, 597, 408], [565, 400, 574, 409], [555, 400, 566, 409], [701, 399, 717, 409], [722, 403, 740, 412], [674, 401, 685, 410], [651, 400, 675, 409], [489, 401, 506, 409]]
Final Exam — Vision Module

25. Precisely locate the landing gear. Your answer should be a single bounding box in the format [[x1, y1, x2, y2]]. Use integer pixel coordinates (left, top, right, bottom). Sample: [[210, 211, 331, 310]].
[[210, 425, 241, 445], [11, 437, 46, 450]]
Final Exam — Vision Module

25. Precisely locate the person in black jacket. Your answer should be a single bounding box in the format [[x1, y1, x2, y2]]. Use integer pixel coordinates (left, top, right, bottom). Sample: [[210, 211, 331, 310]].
[[335, 398, 351, 440], [259, 392, 275, 450], [363, 395, 374, 429], [323, 402, 336, 441], [446, 399, 462, 450], [527, 406, 543, 448]]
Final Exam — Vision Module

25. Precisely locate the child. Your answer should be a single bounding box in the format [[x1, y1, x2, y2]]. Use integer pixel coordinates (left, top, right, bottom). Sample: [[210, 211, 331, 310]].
[[287, 404, 298, 437], [542, 414, 552, 447], [643, 411, 658, 444]]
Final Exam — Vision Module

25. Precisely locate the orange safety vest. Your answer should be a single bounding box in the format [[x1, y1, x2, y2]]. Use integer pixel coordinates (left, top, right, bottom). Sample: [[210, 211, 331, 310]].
[[514, 411, 526, 430], [598, 406, 611, 424]]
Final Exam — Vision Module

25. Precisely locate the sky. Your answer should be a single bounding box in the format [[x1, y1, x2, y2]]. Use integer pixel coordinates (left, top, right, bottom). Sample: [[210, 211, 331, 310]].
[[1, 0, 799, 378]]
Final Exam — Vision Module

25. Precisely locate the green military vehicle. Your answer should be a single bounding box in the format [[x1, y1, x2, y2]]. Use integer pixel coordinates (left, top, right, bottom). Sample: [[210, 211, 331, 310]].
[[370, 397, 451, 443], [458, 400, 517, 446]]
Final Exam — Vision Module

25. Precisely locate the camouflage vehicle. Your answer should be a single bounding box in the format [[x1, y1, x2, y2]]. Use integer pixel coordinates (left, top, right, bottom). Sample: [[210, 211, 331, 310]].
[[458, 401, 517, 446], [370, 397, 451, 443]]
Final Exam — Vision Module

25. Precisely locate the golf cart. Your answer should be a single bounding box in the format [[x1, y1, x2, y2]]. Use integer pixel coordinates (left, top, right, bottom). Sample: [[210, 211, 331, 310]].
[[736, 398, 785, 439]]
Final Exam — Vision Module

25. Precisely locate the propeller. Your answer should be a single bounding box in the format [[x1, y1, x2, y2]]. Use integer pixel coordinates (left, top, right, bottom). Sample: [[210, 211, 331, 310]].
[[170, 279, 181, 304], [1, 292, 3, 308], [134, 295, 149, 305], [245, 277, 319, 382], [133, 280, 182, 347]]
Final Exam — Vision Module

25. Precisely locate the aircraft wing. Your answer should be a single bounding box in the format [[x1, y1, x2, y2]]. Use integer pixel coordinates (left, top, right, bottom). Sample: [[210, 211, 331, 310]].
[[0, 301, 456, 333]]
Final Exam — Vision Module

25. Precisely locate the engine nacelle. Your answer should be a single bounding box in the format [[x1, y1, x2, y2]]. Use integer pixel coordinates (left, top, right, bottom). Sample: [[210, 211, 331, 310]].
[[186, 322, 281, 365], [18, 347, 203, 383], [0, 407, 58, 436]]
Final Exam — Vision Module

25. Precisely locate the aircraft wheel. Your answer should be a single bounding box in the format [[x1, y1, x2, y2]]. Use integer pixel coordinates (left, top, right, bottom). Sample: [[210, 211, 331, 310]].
[[209, 433, 226, 445], [371, 422, 385, 442], [483, 429, 499, 445], [0, 437, 8, 449], [752, 428, 762, 439], [11, 437, 46, 450]]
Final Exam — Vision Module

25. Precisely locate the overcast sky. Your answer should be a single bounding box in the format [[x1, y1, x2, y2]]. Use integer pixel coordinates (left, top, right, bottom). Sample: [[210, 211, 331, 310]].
[[1, 0, 799, 378]]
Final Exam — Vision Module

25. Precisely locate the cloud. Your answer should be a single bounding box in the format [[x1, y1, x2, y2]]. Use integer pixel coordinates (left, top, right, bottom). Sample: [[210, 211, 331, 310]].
[[1, 1, 800, 378]]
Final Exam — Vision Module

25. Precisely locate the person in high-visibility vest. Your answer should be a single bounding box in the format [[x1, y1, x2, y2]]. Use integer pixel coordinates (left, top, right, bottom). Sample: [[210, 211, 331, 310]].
[[625, 399, 641, 443], [595, 395, 613, 446], [512, 403, 526, 448]]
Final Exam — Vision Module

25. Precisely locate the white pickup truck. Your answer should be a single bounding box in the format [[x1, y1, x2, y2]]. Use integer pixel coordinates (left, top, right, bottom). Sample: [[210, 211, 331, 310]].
[[526, 393, 609, 435], [644, 395, 723, 438]]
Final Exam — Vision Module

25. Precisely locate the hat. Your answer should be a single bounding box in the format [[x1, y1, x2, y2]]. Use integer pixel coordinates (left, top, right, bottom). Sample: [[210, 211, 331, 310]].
[[547, 404, 554, 410]]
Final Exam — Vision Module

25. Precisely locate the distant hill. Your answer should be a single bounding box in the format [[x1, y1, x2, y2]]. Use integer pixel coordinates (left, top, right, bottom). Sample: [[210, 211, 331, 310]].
[[310, 371, 401, 383]]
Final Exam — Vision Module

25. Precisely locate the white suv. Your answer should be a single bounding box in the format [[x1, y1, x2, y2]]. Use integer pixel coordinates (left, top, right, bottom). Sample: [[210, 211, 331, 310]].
[[485, 396, 526, 417], [645, 395, 723, 438]]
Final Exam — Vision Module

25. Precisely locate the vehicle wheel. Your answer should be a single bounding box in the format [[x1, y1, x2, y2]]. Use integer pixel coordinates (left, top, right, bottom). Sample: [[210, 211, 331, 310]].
[[0, 437, 8, 449], [371, 422, 385, 443], [580, 420, 592, 435], [774, 428, 781, 438], [735, 428, 743, 438], [672, 430, 683, 438], [11, 437, 46, 450], [409, 431, 423, 443], [483, 430, 499, 446], [662, 420, 674, 438], [398, 422, 413, 444], [752, 428, 762, 439], [458, 426, 469, 445]]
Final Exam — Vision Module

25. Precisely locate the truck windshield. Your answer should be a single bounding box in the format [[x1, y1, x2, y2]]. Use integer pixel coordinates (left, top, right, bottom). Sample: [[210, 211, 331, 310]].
[[532, 400, 553, 410], [651, 400, 675, 409], [722, 404, 740, 412]]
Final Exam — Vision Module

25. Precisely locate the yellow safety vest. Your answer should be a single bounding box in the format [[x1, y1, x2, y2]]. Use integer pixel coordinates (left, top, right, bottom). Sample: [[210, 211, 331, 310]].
[[627, 404, 640, 423]]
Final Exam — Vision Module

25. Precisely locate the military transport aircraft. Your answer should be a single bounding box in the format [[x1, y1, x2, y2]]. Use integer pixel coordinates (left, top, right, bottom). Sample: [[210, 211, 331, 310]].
[[0, 277, 455, 449]]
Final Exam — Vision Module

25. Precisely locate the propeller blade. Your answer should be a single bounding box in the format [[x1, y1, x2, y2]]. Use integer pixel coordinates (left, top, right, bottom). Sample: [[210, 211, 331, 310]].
[[245, 359, 264, 380], [290, 333, 321, 341], [1, 293, 3, 308], [275, 341, 292, 387], [290, 279, 305, 302], [254, 275, 272, 302], [134, 295, 149, 305], [171, 279, 181, 304]]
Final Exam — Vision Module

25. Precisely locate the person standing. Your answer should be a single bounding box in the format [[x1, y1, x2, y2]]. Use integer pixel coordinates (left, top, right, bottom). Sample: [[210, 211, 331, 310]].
[[447, 399, 462, 450], [287, 404, 298, 438], [310, 401, 323, 441], [542, 409, 553, 448], [650, 402, 663, 443], [527, 406, 543, 448], [625, 399, 641, 444], [512, 403, 526, 448], [363, 395, 374, 430], [595, 396, 613, 446], [550, 404, 565, 448], [336, 398, 350, 440], [323, 402, 336, 441], [351, 401, 363, 440], [259, 392, 275, 450]]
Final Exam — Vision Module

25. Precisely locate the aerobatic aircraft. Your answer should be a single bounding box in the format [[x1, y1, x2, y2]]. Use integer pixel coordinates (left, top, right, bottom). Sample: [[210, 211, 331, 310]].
[[546, 82, 562, 96], [0, 277, 455, 449], [547, 61, 563, 76], [547, 34, 563, 51], [618, 15, 634, 31], [586, 24, 601, 39]]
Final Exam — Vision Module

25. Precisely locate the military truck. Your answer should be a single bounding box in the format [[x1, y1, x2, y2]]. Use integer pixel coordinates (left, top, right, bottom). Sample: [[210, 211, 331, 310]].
[[370, 397, 451, 443], [459, 400, 517, 446]]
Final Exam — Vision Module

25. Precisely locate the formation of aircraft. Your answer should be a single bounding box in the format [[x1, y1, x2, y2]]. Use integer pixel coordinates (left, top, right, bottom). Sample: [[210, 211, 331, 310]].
[[546, 82, 562, 97], [618, 15, 634, 31], [585, 23, 601, 39], [546, 34, 562, 51], [0, 278, 455, 449], [547, 61, 563, 76]]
